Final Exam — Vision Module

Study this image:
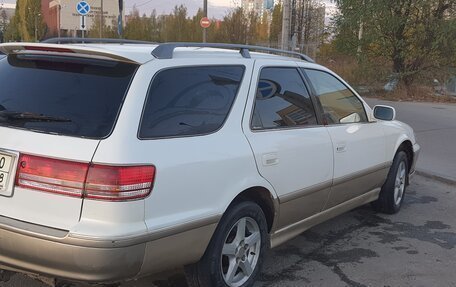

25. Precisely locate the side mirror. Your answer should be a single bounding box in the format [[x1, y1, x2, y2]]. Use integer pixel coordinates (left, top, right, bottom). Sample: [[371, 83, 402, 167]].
[[373, 105, 396, 121]]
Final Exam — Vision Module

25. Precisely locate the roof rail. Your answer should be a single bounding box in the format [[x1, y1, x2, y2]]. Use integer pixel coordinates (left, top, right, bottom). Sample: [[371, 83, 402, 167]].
[[151, 42, 315, 62], [42, 37, 156, 45]]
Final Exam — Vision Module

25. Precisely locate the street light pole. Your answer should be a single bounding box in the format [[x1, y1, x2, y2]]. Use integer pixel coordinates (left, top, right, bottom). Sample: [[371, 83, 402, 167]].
[[35, 15, 37, 41], [281, 0, 290, 50], [32, 11, 41, 42], [57, 3, 61, 38], [99, 0, 104, 38], [28, 7, 40, 42], [203, 0, 207, 43]]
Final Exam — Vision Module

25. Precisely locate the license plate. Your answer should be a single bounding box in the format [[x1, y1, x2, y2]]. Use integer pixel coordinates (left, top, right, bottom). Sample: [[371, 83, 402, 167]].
[[0, 152, 14, 193]]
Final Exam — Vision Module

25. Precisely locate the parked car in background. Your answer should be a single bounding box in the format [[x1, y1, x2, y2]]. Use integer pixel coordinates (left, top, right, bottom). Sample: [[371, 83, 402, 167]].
[[0, 40, 420, 287]]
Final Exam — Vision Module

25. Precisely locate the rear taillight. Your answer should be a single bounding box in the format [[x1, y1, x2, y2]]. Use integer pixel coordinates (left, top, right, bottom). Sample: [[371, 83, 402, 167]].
[[15, 154, 155, 201], [85, 165, 155, 201], [16, 154, 88, 197]]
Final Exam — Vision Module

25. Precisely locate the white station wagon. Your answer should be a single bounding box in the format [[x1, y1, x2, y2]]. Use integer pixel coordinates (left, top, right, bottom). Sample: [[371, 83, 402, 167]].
[[0, 40, 420, 287]]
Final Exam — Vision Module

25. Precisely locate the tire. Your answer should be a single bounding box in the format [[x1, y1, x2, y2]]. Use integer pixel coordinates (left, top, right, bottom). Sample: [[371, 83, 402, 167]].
[[372, 150, 409, 214], [185, 201, 269, 287]]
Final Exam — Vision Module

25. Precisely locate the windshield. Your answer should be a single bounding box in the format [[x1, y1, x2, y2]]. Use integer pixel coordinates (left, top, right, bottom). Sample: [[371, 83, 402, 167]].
[[0, 54, 137, 139]]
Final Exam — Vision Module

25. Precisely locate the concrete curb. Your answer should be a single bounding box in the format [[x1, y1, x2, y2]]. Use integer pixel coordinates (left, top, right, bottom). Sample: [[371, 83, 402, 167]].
[[416, 170, 456, 186]]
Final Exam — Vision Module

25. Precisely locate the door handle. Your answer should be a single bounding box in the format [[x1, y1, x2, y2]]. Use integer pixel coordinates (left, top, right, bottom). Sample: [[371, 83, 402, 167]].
[[262, 153, 279, 166], [336, 142, 347, 153]]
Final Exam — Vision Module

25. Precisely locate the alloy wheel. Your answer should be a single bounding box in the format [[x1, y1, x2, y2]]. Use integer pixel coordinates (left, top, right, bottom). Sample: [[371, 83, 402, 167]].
[[220, 217, 261, 287]]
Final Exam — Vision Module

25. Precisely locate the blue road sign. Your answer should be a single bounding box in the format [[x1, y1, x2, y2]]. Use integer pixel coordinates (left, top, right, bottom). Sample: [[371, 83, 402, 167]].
[[76, 1, 91, 16]]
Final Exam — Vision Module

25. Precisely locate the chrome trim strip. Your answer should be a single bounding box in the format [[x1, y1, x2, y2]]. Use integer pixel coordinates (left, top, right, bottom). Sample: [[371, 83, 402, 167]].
[[332, 162, 392, 186], [278, 162, 390, 205], [0, 214, 221, 248], [271, 187, 381, 248], [0, 215, 68, 239], [67, 214, 222, 248], [280, 180, 332, 204]]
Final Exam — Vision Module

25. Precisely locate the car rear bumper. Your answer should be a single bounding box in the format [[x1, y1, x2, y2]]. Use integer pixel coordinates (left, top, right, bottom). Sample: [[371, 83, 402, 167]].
[[0, 215, 218, 283], [0, 218, 145, 282]]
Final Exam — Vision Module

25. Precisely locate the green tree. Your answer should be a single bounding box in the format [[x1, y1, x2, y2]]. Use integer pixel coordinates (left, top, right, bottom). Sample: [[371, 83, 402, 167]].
[[334, 0, 456, 87], [217, 8, 248, 44], [0, 9, 8, 42], [21, 0, 46, 41], [256, 11, 270, 43], [88, 17, 118, 38], [124, 7, 152, 40], [4, 0, 46, 42], [164, 5, 190, 42], [189, 9, 204, 42], [269, 4, 282, 45], [3, 15, 20, 42], [149, 10, 161, 42], [246, 11, 259, 44]]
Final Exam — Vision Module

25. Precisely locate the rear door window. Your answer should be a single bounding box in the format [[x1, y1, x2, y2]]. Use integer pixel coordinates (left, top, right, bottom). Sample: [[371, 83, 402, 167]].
[[251, 67, 317, 129], [139, 66, 245, 139], [0, 54, 137, 139]]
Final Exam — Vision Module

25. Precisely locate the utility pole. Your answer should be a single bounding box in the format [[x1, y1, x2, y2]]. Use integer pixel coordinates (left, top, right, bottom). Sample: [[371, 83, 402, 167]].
[[203, 0, 207, 43], [99, 0, 104, 38], [281, 0, 291, 50], [357, 0, 365, 56], [118, 0, 123, 38], [35, 16, 37, 42], [82, 18, 85, 39], [57, 3, 61, 38]]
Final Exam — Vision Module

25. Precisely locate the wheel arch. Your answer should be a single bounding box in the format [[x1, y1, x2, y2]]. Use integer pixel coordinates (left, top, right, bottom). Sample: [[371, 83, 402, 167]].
[[225, 186, 279, 234], [395, 139, 414, 185]]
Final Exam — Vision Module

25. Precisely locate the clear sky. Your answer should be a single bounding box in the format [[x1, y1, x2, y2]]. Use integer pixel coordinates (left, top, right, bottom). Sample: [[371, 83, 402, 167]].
[[1, 0, 335, 19]]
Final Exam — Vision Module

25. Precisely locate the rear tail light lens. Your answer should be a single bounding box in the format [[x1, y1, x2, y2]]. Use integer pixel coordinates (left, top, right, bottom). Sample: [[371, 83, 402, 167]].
[[15, 154, 155, 201], [16, 154, 88, 197], [85, 165, 155, 201]]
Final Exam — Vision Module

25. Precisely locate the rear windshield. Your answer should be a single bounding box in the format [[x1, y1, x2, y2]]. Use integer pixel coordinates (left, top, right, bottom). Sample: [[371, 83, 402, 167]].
[[0, 54, 137, 139]]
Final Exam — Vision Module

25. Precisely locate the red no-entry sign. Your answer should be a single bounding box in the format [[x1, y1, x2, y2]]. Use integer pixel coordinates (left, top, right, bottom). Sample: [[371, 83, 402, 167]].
[[200, 17, 211, 29]]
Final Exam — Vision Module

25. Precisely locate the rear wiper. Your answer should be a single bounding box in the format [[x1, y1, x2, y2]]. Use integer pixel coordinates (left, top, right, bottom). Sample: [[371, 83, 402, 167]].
[[0, 111, 72, 124]]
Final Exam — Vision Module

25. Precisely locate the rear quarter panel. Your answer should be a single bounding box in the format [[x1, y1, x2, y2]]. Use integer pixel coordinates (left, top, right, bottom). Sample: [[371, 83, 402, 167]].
[[90, 58, 278, 238], [0, 127, 99, 230]]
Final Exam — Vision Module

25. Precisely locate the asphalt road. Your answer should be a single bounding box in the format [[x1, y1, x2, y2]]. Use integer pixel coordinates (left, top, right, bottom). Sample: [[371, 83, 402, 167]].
[[364, 98, 456, 182]]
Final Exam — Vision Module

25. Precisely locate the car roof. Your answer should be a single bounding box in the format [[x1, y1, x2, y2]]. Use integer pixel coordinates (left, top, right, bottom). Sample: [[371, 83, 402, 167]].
[[0, 42, 325, 70], [78, 43, 324, 68]]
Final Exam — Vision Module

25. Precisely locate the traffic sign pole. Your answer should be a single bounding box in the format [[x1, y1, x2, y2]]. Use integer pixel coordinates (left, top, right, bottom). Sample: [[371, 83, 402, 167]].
[[203, 0, 207, 43], [200, 16, 211, 46], [80, 15, 87, 38], [76, 0, 90, 39]]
